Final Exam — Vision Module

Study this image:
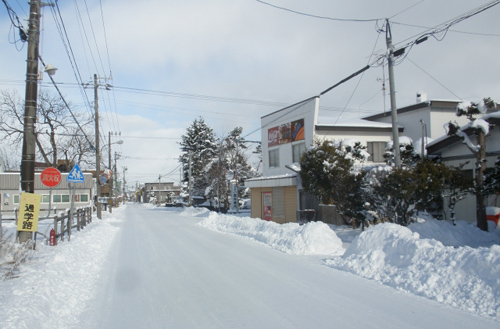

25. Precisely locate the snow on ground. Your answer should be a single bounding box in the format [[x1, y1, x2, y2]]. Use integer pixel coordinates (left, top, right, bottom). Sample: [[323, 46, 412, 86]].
[[199, 212, 344, 256], [0, 208, 123, 329], [180, 208, 500, 321], [0, 203, 499, 326]]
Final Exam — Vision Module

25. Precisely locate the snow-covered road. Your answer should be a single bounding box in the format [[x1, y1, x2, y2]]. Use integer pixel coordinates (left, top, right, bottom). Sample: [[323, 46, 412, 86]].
[[76, 204, 496, 329]]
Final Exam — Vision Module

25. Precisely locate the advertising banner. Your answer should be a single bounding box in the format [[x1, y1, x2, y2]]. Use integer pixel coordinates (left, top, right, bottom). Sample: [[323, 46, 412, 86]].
[[291, 119, 305, 141], [268, 127, 279, 147], [263, 192, 272, 221], [279, 123, 292, 144]]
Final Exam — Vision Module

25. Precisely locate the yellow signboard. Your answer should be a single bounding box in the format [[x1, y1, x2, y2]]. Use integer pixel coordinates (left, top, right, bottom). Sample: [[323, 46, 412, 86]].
[[17, 192, 42, 232]]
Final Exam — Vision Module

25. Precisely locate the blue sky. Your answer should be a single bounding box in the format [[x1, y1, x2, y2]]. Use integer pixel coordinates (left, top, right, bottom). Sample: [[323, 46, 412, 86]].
[[1, 0, 499, 184]]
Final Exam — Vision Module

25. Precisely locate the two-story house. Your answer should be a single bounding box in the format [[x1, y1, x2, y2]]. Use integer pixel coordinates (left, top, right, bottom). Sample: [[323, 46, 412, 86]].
[[246, 95, 469, 224]]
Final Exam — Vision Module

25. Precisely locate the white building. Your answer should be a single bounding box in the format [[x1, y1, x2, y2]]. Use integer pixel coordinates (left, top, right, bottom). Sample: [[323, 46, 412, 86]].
[[427, 111, 500, 223], [246, 96, 469, 224], [0, 172, 94, 219]]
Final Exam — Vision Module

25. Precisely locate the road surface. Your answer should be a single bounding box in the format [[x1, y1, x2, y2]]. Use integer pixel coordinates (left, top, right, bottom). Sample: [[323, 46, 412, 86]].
[[78, 203, 497, 328]]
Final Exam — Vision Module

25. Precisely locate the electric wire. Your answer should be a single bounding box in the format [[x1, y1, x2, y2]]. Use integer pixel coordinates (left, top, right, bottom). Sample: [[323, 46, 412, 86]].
[[333, 28, 383, 124], [389, 0, 426, 19], [406, 57, 462, 100], [255, 0, 382, 22], [38, 54, 95, 150], [1, 0, 27, 49]]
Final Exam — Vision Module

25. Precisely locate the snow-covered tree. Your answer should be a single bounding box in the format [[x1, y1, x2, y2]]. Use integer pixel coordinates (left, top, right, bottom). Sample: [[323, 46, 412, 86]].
[[484, 156, 500, 196], [179, 117, 218, 200], [300, 139, 368, 226], [205, 127, 258, 208], [445, 98, 495, 231], [384, 137, 420, 167]]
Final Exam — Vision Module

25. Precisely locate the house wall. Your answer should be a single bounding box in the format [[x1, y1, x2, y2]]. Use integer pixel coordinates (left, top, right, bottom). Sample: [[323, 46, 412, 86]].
[[249, 186, 297, 223], [261, 97, 319, 177], [432, 123, 500, 223], [369, 101, 468, 142]]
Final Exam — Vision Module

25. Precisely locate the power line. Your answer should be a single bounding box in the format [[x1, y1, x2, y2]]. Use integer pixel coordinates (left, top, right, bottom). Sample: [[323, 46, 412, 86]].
[[406, 57, 462, 100], [391, 21, 500, 37], [255, 0, 381, 22], [38, 54, 95, 150]]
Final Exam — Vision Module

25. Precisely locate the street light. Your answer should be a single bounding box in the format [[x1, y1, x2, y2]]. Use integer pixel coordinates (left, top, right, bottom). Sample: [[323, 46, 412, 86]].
[[44, 64, 57, 76]]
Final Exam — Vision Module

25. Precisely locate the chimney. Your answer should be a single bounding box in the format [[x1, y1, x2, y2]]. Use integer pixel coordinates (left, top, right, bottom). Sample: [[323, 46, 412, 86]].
[[416, 92, 427, 103]]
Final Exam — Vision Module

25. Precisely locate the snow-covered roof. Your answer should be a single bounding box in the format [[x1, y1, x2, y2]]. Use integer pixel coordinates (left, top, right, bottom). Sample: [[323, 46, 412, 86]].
[[427, 110, 500, 154]]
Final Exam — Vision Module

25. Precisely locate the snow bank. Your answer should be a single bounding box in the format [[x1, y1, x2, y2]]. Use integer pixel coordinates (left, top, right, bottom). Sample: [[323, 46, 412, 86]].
[[0, 208, 122, 329], [200, 212, 344, 256], [179, 207, 210, 217], [324, 223, 500, 320], [409, 218, 500, 248]]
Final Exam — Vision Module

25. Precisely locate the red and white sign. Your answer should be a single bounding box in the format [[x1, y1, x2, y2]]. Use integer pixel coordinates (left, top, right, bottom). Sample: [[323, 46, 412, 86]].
[[40, 167, 62, 188]]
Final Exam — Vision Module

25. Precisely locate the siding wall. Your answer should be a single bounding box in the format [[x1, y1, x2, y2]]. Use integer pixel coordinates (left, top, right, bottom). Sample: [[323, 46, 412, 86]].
[[250, 186, 297, 224]]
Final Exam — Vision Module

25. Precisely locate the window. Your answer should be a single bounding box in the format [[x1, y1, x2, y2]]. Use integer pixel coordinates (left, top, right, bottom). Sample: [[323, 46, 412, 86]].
[[269, 149, 279, 168], [292, 142, 306, 163], [62, 195, 70, 203], [80, 194, 89, 202], [367, 142, 386, 163], [13, 194, 20, 204], [53, 195, 61, 203], [42, 195, 50, 203]]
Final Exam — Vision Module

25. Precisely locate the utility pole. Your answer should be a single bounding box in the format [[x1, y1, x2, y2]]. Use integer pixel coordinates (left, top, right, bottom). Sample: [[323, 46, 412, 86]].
[[386, 18, 401, 168], [94, 74, 102, 219], [114, 152, 118, 207], [108, 131, 113, 213], [19, 0, 41, 242], [158, 175, 162, 206]]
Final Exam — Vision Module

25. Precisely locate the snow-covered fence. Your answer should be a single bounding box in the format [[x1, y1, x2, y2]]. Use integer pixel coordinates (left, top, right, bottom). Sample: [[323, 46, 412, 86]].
[[53, 206, 92, 245]]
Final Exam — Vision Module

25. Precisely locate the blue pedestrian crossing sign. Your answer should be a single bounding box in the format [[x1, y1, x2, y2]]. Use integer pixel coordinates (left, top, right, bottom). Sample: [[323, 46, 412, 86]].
[[67, 163, 85, 183]]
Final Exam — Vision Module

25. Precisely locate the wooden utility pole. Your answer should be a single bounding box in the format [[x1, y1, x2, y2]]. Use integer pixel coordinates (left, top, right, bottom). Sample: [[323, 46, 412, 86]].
[[108, 131, 113, 213], [19, 0, 41, 242], [158, 175, 162, 205], [94, 74, 102, 219], [476, 129, 488, 231], [386, 19, 401, 168]]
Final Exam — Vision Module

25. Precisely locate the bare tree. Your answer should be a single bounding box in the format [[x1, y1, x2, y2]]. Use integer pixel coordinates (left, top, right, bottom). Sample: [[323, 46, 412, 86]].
[[0, 89, 94, 170]]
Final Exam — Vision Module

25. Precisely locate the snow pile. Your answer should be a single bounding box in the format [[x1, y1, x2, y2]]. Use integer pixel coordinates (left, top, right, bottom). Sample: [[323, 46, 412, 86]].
[[179, 207, 210, 217], [324, 223, 500, 319], [409, 218, 500, 248], [0, 208, 122, 329], [200, 212, 344, 256]]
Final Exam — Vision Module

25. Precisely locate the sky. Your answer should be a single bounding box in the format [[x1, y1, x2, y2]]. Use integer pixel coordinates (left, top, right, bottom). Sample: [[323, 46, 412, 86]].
[[1, 0, 499, 186]]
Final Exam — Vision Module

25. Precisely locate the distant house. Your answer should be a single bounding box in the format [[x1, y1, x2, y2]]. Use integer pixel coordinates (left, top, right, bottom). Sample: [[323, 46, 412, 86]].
[[427, 111, 500, 223], [143, 182, 181, 204], [246, 95, 470, 224]]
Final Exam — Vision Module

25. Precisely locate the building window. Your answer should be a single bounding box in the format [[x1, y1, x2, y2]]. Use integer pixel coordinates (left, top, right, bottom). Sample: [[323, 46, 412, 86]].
[[53, 195, 61, 203], [62, 195, 70, 203], [42, 195, 50, 203], [80, 194, 89, 202], [367, 141, 386, 163], [292, 142, 306, 163], [13, 194, 20, 204], [269, 149, 279, 168]]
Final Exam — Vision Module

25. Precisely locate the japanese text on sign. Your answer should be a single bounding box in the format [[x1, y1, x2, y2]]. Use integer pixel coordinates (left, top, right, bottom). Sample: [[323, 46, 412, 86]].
[[17, 193, 41, 232]]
